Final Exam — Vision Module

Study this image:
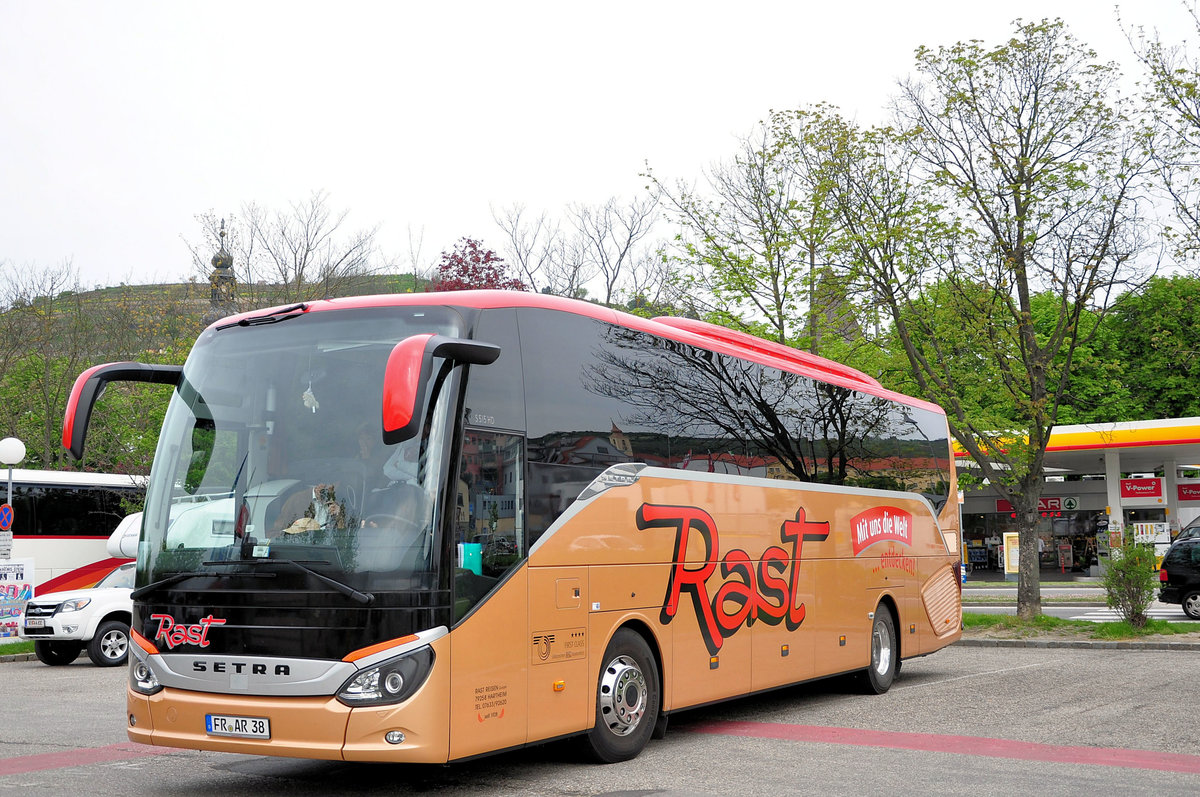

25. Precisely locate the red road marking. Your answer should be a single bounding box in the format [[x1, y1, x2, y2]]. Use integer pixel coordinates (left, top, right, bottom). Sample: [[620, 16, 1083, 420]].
[[690, 721, 1200, 775], [0, 742, 174, 776]]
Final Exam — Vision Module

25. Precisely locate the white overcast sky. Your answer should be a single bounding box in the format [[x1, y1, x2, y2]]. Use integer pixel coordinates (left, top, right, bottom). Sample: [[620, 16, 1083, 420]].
[[1, 0, 1192, 288]]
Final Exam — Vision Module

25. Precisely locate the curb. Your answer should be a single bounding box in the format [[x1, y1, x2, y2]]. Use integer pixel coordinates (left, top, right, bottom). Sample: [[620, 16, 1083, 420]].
[[0, 653, 36, 663], [958, 637, 1200, 651], [961, 603, 1107, 608]]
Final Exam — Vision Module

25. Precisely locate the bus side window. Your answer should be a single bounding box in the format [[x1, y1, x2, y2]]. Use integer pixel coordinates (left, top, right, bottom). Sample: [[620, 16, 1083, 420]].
[[454, 429, 524, 621], [463, 308, 525, 432]]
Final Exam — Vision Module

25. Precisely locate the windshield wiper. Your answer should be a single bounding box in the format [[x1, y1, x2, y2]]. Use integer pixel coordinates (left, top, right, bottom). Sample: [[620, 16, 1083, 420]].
[[242, 557, 375, 605], [132, 555, 372, 605], [130, 570, 228, 601], [216, 303, 308, 330]]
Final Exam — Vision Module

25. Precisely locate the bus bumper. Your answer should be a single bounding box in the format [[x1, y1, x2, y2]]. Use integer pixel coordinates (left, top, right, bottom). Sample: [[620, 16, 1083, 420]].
[[127, 677, 451, 763]]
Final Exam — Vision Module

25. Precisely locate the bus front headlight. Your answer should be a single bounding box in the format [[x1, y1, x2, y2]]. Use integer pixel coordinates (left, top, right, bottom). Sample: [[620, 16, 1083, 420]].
[[336, 646, 434, 707], [130, 653, 162, 695]]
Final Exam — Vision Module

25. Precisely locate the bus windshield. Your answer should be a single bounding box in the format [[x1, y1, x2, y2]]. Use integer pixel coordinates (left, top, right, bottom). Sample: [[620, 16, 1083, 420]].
[[139, 306, 465, 595]]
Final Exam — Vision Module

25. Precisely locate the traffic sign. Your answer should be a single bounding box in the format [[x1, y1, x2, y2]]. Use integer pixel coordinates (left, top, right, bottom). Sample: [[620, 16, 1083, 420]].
[[0, 503, 12, 531]]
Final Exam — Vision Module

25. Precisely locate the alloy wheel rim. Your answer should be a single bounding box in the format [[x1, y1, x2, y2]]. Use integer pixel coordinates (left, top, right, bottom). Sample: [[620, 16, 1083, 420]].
[[598, 654, 647, 736], [102, 631, 128, 660], [872, 621, 892, 676]]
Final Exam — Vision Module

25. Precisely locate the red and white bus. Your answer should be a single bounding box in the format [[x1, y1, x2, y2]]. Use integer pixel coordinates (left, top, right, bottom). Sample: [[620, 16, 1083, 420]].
[[5, 468, 142, 591], [63, 291, 961, 763]]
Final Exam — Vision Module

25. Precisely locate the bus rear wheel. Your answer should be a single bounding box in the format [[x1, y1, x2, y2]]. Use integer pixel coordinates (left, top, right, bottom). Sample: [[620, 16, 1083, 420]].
[[860, 609, 897, 694], [585, 628, 659, 763], [34, 640, 82, 666]]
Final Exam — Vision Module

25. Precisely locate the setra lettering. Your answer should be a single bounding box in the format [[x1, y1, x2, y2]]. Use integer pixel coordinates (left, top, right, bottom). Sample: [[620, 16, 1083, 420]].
[[192, 661, 291, 675], [636, 503, 829, 657]]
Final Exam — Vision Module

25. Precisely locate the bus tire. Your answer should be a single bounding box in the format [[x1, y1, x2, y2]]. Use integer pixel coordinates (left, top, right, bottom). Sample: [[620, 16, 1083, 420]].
[[861, 609, 897, 694], [585, 628, 660, 763], [87, 620, 130, 667], [34, 640, 83, 666]]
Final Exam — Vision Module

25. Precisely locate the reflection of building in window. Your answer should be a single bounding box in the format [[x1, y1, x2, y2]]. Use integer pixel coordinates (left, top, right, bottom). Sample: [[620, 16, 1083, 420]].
[[609, 424, 633, 457]]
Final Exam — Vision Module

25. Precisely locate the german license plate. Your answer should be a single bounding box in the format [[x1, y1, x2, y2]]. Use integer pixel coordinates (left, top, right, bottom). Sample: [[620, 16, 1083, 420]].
[[205, 713, 270, 739], [24, 618, 44, 628]]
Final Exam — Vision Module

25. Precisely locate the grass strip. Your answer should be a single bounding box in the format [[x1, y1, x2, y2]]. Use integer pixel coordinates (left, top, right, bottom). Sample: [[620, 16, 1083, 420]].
[[963, 612, 1200, 639]]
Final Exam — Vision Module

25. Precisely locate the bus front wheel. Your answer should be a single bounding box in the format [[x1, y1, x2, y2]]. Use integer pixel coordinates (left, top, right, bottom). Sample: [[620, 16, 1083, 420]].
[[585, 628, 660, 763], [861, 609, 898, 694]]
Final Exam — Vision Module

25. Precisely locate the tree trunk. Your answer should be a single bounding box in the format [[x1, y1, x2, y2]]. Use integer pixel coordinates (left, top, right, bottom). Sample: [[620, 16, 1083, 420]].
[[1016, 504, 1042, 619]]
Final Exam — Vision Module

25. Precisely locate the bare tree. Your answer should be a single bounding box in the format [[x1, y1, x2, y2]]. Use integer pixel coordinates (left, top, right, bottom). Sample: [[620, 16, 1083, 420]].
[[1126, 2, 1200, 257], [494, 203, 595, 298], [404, 224, 433, 286], [620, 243, 685, 314], [570, 195, 660, 306], [542, 234, 594, 299], [187, 190, 381, 309], [493, 204, 562, 293]]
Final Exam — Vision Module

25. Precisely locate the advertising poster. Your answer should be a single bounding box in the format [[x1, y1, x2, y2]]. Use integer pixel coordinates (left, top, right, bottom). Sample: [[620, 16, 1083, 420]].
[[0, 558, 34, 638], [1003, 531, 1021, 575]]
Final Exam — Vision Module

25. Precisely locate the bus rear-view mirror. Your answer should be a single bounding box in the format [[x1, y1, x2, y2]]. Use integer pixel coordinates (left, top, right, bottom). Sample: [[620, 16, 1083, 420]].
[[63, 362, 184, 460], [382, 334, 500, 444]]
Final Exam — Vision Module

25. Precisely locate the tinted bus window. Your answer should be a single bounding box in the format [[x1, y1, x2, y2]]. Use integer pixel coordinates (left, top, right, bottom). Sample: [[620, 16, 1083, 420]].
[[464, 308, 525, 432], [520, 309, 952, 539], [10, 483, 138, 537]]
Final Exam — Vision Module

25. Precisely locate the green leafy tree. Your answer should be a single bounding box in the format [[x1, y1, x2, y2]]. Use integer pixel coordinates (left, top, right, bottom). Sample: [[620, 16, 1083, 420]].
[[648, 117, 845, 348], [828, 19, 1155, 618], [1107, 274, 1200, 419], [0, 270, 203, 476], [0, 264, 97, 468]]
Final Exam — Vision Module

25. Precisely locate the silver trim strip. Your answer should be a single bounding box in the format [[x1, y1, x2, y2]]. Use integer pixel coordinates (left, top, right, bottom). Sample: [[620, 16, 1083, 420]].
[[143, 626, 449, 697], [151, 652, 355, 696]]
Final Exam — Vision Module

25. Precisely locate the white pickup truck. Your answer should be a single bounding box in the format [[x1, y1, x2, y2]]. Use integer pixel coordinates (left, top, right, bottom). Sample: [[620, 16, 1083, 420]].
[[18, 513, 139, 667]]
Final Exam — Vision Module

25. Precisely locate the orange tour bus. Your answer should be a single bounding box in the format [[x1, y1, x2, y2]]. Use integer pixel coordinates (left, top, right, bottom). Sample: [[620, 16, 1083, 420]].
[[61, 291, 961, 764]]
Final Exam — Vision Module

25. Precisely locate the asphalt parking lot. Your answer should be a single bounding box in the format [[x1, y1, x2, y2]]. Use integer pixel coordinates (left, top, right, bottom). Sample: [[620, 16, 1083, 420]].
[[4, 641, 1200, 796]]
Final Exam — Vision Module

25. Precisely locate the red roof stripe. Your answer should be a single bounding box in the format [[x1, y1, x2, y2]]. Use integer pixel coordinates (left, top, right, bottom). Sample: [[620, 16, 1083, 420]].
[[209, 291, 943, 416]]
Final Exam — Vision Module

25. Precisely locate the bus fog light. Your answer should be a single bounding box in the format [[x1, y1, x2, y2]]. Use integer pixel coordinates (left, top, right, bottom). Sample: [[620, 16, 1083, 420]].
[[385, 730, 405, 745]]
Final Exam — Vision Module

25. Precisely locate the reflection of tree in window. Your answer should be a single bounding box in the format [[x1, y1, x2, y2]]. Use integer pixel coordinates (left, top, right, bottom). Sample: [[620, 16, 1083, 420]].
[[583, 326, 929, 486]]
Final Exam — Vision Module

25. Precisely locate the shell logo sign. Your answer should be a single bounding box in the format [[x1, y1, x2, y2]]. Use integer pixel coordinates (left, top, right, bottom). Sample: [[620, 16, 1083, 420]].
[[1178, 484, 1200, 502], [1120, 478, 1162, 499]]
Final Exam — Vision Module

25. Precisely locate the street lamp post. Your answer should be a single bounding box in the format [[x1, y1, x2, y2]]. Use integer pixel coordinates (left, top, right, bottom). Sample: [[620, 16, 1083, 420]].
[[0, 437, 24, 561], [0, 437, 25, 505]]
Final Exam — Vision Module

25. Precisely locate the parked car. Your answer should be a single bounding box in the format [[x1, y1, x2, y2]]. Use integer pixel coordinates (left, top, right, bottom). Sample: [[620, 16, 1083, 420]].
[[1174, 521, 1200, 545], [1158, 536, 1200, 620], [18, 561, 135, 666]]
